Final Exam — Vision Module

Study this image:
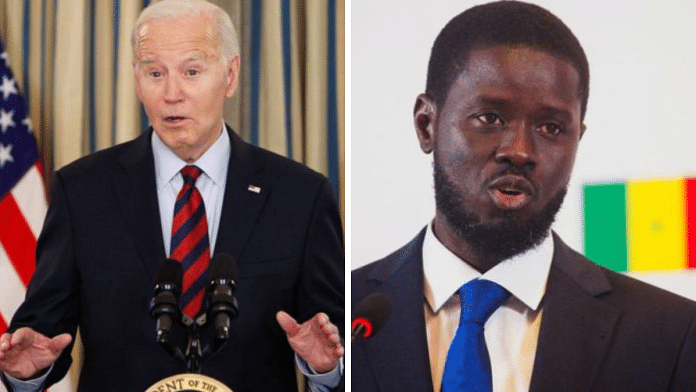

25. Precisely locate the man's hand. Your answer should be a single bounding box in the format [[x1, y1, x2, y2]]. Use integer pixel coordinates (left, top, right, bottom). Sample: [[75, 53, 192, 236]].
[[276, 311, 344, 374], [0, 327, 71, 380]]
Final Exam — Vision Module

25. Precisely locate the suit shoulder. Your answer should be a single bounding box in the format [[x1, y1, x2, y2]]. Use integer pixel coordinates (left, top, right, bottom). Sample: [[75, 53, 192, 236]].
[[352, 229, 426, 308], [352, 258, 381, 285], [55, 138, 140, 181], [352, 235, 418, 282], [601, 265, 696, 311], [554, 233, 696, 312]]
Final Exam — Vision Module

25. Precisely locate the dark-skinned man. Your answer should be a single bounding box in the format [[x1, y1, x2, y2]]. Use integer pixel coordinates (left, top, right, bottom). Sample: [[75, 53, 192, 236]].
[[352, 2, 696, 391]]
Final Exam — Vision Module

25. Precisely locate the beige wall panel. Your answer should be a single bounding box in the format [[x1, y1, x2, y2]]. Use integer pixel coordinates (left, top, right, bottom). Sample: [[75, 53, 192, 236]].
[[38, 0, 55, 175], [94, 2, 115, 151], [53, 0, 87, 169], [27, 0, 41, 148], [290, 0, 305, 162], [3, 1, 23, 87], [259, 0, 286, 156], [114, 1, 141, 144], [0, 0, 7, 39], [220, 1, 242, 135], [304, 0, 328, 175]]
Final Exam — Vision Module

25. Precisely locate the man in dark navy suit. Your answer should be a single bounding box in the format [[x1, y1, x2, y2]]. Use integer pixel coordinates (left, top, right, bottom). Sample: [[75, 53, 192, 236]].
[[0, 1, 344, 391], [352, 2, 696, 391]]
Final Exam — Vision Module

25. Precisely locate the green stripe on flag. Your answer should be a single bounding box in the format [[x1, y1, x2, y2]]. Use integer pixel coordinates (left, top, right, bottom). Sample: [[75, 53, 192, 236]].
[[583, 183, 628, 272]]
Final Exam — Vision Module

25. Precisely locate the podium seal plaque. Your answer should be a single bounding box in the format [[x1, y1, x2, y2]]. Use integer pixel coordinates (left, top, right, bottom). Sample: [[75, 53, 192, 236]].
[[146, 374, 233, 392]]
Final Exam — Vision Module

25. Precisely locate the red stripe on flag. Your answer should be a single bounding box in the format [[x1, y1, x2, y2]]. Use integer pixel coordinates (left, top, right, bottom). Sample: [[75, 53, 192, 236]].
[[687, 178, 696, 268], [35, 160, 46, 180], [0, 314, 7, 334], [0, 195, 37, 286]]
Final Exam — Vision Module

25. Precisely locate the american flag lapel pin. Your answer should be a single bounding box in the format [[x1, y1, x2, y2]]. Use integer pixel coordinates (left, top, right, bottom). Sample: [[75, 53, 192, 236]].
[[247, 184, 261, 194]]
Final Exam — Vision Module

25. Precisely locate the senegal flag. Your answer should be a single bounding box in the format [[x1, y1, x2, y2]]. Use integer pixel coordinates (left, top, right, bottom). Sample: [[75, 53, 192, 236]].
[[583, 178, 696, 272]]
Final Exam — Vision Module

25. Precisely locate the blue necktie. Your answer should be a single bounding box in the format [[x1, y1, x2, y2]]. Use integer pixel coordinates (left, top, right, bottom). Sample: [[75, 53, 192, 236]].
[[441, 279, 510, 392]]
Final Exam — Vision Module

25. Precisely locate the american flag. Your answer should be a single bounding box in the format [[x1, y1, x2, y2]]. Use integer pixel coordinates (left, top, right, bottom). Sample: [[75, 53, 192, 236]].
[[0, 40, 74, 391]]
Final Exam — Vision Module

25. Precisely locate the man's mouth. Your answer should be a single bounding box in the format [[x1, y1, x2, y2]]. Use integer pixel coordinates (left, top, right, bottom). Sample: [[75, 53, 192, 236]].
[[164, 116, 188, 123], [487, 174, 535, 210]]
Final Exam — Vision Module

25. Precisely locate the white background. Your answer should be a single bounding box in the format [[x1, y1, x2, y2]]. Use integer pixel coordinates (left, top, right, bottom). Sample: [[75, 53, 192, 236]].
[[350, 0, 696, 300]]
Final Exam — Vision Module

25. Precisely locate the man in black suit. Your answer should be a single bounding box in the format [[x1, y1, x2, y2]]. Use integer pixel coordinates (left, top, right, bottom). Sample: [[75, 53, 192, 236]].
[[0, 1, 344, 391], [352, 2, 696, 391]]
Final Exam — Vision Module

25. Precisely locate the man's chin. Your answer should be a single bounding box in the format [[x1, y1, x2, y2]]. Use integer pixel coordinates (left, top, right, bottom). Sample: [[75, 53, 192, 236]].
[[156, 136, 201, 162], [445, 217, 549, 262], [481, 203, 543, 225], [437, 190, 566, 262]]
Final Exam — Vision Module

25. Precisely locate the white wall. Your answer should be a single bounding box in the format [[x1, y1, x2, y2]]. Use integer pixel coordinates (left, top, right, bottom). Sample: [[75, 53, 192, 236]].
[[350, 0, 696, 300]]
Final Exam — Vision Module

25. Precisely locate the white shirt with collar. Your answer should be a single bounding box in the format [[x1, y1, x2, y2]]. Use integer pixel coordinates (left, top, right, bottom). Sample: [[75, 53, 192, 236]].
[[152, 127, 229, 255], [423, 222, 554, 392]]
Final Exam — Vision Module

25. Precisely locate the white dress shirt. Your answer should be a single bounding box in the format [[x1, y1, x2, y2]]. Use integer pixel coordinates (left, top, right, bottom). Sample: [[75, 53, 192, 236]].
[[152, 128, 229, 255], [423, 223, 554, 392]]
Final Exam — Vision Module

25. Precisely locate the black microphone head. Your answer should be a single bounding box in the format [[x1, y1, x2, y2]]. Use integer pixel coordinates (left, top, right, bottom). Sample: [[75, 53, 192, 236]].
[[207, 253, 240, 329], [154, 258, 183, 293], [352, 293, 392, 339], [150, 259, 182, 318], [209, 253, 238, 283]]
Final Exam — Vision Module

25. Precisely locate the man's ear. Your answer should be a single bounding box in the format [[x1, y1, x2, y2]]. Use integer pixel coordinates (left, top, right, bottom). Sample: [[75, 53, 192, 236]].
[[580, 123, 587, 140], [414, 94, 437, 154], [225, 54, 241, 98]]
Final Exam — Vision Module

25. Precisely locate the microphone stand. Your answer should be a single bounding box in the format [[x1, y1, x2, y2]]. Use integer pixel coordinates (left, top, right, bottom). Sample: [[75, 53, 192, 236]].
[[186, 323, 203, 374]]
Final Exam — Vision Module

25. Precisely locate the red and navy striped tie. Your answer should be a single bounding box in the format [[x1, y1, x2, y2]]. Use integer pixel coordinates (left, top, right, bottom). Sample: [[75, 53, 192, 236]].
[[170, 165, 210, 319]]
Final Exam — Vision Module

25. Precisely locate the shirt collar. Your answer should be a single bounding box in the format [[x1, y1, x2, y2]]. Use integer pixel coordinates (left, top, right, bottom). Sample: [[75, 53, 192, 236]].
[[152, 124, 230, 189], [423, 222, 554, 313]]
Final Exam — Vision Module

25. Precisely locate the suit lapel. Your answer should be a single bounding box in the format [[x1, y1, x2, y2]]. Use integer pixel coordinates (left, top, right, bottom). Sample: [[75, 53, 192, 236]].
[[114, 130, 167, 280], [212, 128, 269, 260], [529, 234, 620, 392], [357, 230, 434, 392]]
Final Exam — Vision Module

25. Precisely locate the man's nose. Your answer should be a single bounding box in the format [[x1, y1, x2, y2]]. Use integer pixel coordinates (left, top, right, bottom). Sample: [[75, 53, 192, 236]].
[[164, 75, 184, 102], [494, 123, 538, 168]]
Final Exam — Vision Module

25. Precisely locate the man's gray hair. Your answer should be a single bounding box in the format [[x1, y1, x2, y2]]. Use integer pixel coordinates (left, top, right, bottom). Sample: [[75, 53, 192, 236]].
[[132, 0, 239, 59]]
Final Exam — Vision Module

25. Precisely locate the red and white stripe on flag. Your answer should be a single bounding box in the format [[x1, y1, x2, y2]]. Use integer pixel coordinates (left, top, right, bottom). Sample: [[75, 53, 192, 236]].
[[0, 164, 45, 332], [0, 39, 75, 391]]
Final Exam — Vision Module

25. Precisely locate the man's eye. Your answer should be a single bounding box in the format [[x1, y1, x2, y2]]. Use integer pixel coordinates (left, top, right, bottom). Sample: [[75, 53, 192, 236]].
[[150, 71, 162, 78], [539, 123, 563, 136], [476, 113, 503, 125], [187, 70, 199, 76]]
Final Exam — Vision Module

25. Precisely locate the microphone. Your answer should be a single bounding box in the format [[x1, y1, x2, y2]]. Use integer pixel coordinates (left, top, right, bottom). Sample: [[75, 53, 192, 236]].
[[206, 253, 239, 352], [149, 259, 183, 356], [351, 293, 392, 343]]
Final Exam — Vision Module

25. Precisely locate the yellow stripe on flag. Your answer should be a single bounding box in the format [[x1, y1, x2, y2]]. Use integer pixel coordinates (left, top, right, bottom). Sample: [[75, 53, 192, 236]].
[[627, 178, 686, 271]]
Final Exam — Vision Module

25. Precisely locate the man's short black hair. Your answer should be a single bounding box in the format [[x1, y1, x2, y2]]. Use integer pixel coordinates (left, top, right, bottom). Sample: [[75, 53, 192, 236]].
[[426, 1, 590, 120]]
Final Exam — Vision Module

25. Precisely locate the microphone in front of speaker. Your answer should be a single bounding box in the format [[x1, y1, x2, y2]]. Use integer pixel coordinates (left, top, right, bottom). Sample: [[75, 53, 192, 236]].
[[352, 293, 392, 343], [205, 253, 239, 353], [149, 255, 240, 364], [149, 259, 184, 358]]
